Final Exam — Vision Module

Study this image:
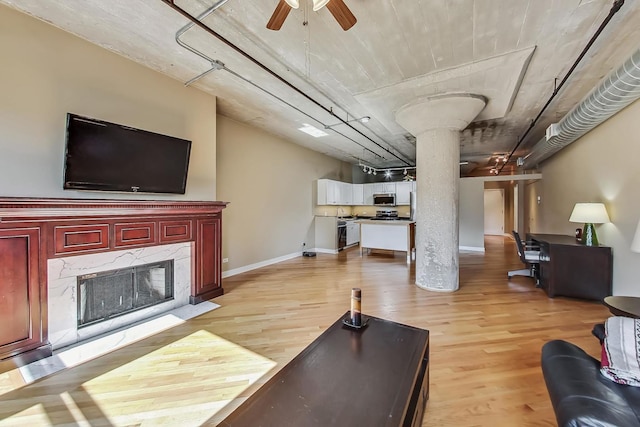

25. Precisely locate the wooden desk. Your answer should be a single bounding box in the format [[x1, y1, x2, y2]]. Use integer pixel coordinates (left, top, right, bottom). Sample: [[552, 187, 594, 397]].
[[220, 312, 429, 427], [528, 234, 612, 301], [603, 296, 640, 318]]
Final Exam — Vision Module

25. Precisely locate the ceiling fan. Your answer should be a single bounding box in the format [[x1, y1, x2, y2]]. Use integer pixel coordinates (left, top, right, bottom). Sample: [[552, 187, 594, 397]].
[[267, 0, 357, 31]]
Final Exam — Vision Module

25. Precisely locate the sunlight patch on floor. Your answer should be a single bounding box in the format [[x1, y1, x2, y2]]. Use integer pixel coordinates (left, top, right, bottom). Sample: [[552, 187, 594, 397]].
[[19, 302, 220, 384], [81, 329, 277, 426]]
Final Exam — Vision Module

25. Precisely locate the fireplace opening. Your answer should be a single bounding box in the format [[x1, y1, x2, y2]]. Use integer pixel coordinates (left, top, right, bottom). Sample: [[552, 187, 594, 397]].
[[77, 260, 174, 328]]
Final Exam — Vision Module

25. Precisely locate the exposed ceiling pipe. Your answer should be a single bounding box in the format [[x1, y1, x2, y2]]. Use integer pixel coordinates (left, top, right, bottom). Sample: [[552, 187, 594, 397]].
[[173, 3, 381, 162], [162, 0, 411, 166], [497, 0, 625, 174], [523, 48, 640, 167]]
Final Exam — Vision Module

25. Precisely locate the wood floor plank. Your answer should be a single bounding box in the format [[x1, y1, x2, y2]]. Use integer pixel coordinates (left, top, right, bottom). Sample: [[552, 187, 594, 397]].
[[0, 235, 609, 425]]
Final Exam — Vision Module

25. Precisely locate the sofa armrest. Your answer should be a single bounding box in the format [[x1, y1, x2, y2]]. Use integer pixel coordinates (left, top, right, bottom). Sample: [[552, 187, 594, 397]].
[[541, 340, 640, 427]]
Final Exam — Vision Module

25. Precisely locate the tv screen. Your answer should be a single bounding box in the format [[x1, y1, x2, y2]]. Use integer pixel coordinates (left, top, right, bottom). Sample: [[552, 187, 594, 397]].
[[63, 113, 191, 194]]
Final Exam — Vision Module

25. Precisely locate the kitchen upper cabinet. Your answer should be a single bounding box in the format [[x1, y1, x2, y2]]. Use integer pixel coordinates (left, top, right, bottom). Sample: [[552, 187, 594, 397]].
[[352, 184, 364, 205], [383, 182, 396, 193], [396, 182, 414, 205], [318, 179, 355, 205], [363, 183, 383, 205], [319, 180, 411, 206], [317, 179, 339, 205], [339, 182, 353, 205]]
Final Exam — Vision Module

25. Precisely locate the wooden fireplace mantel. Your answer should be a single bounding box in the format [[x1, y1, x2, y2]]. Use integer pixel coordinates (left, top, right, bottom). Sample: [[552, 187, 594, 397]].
[[0, 197, 228, 366]]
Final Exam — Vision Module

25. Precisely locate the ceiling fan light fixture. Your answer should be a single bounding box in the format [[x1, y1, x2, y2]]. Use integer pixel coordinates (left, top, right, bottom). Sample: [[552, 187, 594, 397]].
[[284, 0, 300, 8], [312, 0, 330, 12]]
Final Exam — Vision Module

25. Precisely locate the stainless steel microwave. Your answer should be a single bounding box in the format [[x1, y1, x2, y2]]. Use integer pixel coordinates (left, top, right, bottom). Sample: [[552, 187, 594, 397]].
[[373, 193, 396, 206]]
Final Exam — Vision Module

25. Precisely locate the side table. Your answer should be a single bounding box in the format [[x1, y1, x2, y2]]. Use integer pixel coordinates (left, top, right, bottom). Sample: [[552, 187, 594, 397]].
[[603, 296, 640, 318]]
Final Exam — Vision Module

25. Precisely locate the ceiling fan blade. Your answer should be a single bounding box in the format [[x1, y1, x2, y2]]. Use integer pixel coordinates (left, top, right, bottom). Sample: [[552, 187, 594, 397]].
[[267, 0, 292, 31], [326, 0, 357, 31]]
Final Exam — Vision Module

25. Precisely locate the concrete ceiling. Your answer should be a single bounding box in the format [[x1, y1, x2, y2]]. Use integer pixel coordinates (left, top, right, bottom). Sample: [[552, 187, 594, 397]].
[[3, 0, 639, 176]]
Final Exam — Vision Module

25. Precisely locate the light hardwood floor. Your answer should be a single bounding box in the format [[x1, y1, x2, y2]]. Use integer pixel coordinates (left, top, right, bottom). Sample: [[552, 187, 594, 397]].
[[0, 236, 609, 426]]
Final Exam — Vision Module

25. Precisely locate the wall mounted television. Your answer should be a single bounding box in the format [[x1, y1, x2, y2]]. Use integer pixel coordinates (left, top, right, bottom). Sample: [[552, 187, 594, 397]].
[[63, 113, 192, 194]]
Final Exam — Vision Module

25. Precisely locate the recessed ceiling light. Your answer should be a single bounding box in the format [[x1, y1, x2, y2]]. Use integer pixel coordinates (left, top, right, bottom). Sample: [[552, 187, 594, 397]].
[[298, 124, 329, 138]]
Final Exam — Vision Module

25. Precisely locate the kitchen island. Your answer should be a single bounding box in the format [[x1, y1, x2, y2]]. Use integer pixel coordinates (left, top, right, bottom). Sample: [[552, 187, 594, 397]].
[[357, 219, 415, 263]]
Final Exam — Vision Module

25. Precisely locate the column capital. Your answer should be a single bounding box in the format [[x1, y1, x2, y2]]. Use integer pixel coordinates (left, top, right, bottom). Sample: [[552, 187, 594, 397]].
[[395, 93, 486, 135]]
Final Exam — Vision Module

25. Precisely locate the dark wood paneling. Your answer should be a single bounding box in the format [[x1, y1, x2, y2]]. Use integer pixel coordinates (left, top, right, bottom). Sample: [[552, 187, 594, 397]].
[[53, 224, 109, 255], [0, 198, 227, 364], [159, 220, 192, 243], [0, 228, 48, 360], [0, 234, 30, 345], [114, 222, 157, 247], [193, 216, 222, 302]]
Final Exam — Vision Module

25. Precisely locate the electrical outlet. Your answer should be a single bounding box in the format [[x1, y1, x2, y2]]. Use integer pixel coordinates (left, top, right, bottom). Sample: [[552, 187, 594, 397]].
[[223, 258, 229, 263]]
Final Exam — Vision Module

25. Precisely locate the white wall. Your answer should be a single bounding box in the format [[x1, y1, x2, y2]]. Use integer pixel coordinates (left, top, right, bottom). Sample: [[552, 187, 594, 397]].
[[216, 116, 352, 273], [459, 178, 485, 250], [529, 99, 640, 296], [0, 5, 217, 200]]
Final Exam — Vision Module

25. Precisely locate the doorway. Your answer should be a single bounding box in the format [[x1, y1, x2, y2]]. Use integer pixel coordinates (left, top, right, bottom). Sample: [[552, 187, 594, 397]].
[[484, 189, 504, 235]]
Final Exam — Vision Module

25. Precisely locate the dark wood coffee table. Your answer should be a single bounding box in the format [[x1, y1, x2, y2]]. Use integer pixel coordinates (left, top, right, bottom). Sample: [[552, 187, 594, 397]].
[[603, 296, 640, 318], [219, 311, 429, 427]]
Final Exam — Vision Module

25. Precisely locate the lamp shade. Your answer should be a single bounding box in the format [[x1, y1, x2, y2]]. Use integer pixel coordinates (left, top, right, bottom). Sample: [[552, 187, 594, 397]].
[[284, 0, 300, 8], [569, 203, 610, 224], [312, 0, 330, 11], [631, 220, 640, 253]]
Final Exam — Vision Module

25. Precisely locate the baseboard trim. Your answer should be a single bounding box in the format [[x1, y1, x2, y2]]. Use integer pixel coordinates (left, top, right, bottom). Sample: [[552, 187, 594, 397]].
[[313, 248, 339, 254], [459, 246, 485, 253], [222, 251, 302, 278]]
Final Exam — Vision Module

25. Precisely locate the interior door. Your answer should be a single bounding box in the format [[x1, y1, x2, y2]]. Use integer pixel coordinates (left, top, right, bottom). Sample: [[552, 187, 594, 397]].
[[484, 189, 504, 235]]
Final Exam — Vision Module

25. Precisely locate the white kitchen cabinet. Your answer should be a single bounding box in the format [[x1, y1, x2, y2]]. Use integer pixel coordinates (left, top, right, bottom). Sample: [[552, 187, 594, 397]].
[[383, 182, 396, 193], [346, 221, 360, 246], [317, 179, 341, 205], [352, 184, 364, 205], [363, 183, 382, 205], [339, 181, 353, 205], [395, 181, 413, 205]]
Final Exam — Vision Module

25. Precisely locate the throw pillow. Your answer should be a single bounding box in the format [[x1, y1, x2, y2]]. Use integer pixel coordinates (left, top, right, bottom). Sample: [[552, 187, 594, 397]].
[[601, 316, 640, 386]]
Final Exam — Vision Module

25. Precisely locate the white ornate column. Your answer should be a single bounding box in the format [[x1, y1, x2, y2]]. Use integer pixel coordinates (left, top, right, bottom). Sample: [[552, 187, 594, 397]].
[[396, 94, 486, 292]]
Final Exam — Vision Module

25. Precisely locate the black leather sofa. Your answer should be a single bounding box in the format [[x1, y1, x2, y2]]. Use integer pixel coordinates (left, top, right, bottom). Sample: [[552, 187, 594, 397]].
[[541, 340, 640, 426]]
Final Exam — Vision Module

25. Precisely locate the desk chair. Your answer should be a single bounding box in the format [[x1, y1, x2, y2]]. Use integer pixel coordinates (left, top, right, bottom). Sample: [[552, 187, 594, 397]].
[[508, 230, 541, 286]]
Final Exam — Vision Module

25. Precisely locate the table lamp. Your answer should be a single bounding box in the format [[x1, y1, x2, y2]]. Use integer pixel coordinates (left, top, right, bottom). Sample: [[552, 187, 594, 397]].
[[569, 203, 610, 246], [631, 220, 640, 253]]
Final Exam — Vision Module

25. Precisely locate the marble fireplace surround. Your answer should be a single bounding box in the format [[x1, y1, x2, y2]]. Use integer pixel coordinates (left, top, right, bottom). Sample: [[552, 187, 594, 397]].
[[47, 242, 192, 350]]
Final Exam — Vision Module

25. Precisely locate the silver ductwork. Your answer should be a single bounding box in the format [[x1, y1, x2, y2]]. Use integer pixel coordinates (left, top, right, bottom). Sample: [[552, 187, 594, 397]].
[[524, 48, 640, 167]]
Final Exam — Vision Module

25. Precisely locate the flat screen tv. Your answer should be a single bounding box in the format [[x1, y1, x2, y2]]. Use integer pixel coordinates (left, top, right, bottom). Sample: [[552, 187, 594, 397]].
[[63, 113, 191, 194]]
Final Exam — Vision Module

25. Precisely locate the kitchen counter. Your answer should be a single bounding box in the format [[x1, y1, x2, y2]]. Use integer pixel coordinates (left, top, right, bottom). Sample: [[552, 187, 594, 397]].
[[358, 220, 415, 263], [356, 219, 414, 225]]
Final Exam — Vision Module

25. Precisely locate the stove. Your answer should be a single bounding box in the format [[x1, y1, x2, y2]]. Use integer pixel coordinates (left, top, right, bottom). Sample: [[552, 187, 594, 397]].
[[375, 209, 398, 220]]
